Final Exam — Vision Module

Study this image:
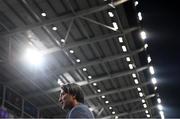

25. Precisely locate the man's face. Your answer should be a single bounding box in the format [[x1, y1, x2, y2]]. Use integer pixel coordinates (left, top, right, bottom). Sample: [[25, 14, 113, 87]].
[[59, 89, 74, 110]]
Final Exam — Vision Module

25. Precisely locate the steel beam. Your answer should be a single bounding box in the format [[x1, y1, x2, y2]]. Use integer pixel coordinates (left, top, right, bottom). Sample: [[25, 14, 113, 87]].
[[63, 20, 74, 44], [43, 93, 154, 109], [6, 46, 144, 86], [102, 105, 156, 119], [60, 47, 145, 74], [41, 26, 139, 55], [38, 91, 155, 110], [1, 0, 128, 37], [107, 93, 155, 107], [80, 16, 118, 31], [85, 81, 151, 99], [25, 65, 149, 98]]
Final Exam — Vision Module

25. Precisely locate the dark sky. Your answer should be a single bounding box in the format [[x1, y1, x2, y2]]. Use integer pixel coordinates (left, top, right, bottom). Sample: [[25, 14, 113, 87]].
[[141, 0, 180, 117]]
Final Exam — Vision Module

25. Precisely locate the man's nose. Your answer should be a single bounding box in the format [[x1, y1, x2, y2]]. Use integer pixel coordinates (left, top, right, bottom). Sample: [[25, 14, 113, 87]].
[[59, 96, 62, 102]]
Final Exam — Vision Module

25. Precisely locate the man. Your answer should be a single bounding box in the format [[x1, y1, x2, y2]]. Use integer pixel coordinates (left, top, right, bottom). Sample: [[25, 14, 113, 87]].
[[59, 83, 95, 119]]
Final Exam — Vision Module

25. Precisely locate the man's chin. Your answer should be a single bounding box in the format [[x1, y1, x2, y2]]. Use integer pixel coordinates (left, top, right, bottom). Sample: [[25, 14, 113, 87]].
[[61, 104, 65, 110], [62, 104, 68, 110], [62, 104, 72, 110]]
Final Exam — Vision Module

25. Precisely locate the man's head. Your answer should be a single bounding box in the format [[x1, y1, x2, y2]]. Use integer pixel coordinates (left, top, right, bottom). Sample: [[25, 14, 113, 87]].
[[59, 83, 84, 110]]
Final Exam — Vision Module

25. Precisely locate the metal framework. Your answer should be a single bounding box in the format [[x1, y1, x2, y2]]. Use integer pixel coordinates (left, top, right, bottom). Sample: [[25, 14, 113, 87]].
[[1, 0, 128, 37], [25, 65, 149, 98], [0, 0, 160, 118]]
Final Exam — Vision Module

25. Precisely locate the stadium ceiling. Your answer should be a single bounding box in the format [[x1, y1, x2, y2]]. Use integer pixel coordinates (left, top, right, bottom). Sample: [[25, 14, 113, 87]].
[[0, 0, 161, 118]]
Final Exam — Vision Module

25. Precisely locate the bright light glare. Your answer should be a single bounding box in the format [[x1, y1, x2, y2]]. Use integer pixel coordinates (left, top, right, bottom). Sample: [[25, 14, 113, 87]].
[[159, 111, 165, 119], [76, 59, 81, 63], [140, 31, 147, 40], [88, 76, 92, 79], [112, 22, 118, 31], [134, 1, 139, 6], [142, 99, 145, 103], [24, 48, 43, 65], [109, 106, 112, 109], [132, 73, 137, 78], [126, 57, 131, 62], [146, 114, 150, 118], [118, 37, 123, 43], [152, 77, 157, 84], [147, 56, 152, 63], [138, 12, 142, 21], [61, 39, 65, 43], [105, 101, 109, 104], [129, 64, 133, 69], [143, 103, 147, 108], [145, 110, 149, 114], [115, 116, 118, 119], [41, 12, 46, 16], [52, 26, 57, 31], [93, 83, 97, 86], [139, 92, 143, 97], [122, 46, 127, 52], [97, 89, 101, 93], [108, 12, 114, 17], [157, 98, 161, 103], [149, 66, 155, 74], [112, 111, 115, 114], [134, 79, 139, 84], [101, 95, 105, 98], [137, 87, 141, 91], [83, 68, 87, 71], [144, 43, 148, 49], [158, 104, 163, 111], [69, 49, 74, 54]]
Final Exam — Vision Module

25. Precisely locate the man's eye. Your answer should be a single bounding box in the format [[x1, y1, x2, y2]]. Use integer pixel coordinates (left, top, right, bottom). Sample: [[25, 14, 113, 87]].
[[61, 92, 65, 96]]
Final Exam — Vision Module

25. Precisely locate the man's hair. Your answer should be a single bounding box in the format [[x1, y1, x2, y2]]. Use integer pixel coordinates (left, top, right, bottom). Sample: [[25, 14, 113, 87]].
[[61, 83, 84, 103]]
